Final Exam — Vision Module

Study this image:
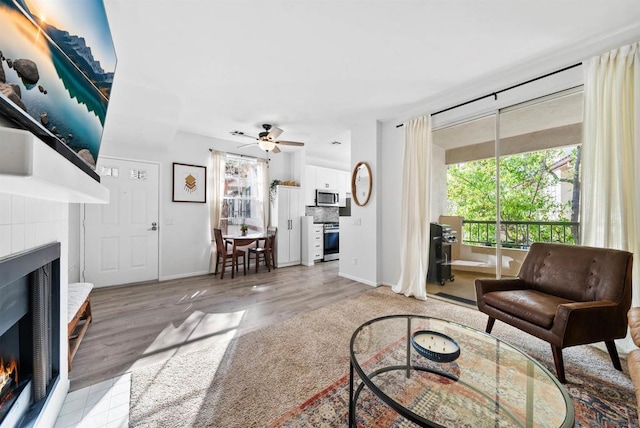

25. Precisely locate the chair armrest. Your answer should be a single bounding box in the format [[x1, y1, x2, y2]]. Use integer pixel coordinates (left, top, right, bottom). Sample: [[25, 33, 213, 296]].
[[553, 300, 622, 344], [475, 278, 528, 296]]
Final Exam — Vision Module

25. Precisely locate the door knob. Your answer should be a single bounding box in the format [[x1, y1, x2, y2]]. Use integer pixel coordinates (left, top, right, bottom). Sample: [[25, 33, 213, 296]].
[[149, 222, 158, 231]]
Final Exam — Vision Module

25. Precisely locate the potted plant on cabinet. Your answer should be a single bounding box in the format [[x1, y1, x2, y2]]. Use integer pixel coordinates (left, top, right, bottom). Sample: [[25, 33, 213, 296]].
[[270, 179, 281, 204]]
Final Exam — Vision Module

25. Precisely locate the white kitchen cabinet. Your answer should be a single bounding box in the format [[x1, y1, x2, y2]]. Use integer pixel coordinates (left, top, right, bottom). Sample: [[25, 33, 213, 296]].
[[301, 216, 324, 266], [271, 186, 301, 267], [304, 167, 316, 206], [304, 165, 350, 207], [336, 170, 349, 207], [315, 167, 338, 191]]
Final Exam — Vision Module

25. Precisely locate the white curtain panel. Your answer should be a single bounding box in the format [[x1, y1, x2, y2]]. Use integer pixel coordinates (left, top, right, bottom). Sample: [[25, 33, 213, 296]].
[[209, 150, 225, 272], [581, 43, 640, 351], [393, 116, 432, 300]]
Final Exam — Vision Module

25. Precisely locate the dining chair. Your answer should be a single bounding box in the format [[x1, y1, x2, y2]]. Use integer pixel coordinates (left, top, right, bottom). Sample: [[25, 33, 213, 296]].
[[248, 227, 277, 272], [213, 228, 246, 279], [268, 227, 277, 268]]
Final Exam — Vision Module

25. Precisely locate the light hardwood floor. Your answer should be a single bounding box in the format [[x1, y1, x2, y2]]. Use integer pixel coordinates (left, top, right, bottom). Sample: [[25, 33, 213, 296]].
[[69, 261, 373, 391], [425, 270, 481, 306]]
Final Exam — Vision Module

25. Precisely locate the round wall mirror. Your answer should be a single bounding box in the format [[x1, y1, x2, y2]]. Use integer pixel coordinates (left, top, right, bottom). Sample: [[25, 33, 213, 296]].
[[351, 162, 372, 206]]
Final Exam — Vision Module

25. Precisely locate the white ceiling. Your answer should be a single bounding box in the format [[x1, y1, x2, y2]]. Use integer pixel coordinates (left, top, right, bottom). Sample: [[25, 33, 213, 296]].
[[100, 0, 640, 162]]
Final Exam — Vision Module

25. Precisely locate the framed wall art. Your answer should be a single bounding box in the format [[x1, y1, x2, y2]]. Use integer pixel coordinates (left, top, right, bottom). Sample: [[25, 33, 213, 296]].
[[173, 162, 207, 203], [0, 0, 117, 181]]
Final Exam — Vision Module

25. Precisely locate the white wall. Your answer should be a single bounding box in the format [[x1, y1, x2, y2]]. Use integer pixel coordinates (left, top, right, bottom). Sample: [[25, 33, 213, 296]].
[[267, 151, 293, 183], [339, 120, 380, 286], [68, 203, 81, 283], [379, 122, 404, 286]]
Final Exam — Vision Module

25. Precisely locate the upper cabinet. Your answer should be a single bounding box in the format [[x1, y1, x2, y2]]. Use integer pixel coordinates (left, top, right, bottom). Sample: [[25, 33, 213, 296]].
[[304, 165, 350, 207], [336, 170, 349, 206], [304, 167, 317, 206], [315, 168, 339, 190]]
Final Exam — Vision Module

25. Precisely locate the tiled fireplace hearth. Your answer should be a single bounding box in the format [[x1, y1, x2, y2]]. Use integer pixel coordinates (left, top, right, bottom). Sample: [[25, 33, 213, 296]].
[[0, 243, 61, 427]]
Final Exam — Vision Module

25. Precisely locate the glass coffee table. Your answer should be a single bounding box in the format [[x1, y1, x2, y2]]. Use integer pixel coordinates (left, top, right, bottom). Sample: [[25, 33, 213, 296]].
[[349, 315, 574, 427]]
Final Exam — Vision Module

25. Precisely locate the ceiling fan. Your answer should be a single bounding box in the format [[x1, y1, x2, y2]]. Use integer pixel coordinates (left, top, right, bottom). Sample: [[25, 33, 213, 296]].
[[231, 124, 305, 153]]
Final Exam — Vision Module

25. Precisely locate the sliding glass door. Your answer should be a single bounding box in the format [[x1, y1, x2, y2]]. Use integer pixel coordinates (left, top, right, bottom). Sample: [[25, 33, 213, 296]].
[[432, 88, 583, 301], [498, 90, 582, 277], [434, 113, 499, 298]]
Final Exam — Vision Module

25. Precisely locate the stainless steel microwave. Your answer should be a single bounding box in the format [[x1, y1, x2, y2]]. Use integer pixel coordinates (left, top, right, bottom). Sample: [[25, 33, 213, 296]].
[[316, 189, 339, 206]]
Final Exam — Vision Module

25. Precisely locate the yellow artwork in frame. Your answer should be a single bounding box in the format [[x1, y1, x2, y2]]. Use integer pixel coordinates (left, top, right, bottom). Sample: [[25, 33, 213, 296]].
[[173, 162, 207, 203]]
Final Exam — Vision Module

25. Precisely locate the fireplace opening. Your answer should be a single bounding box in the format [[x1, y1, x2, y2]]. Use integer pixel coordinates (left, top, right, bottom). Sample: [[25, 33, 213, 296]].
[[0, 243, 60, 428], [0, 323, 32, 423]]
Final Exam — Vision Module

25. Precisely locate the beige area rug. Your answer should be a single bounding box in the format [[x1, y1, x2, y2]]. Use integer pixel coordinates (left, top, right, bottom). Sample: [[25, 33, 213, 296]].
[[129, 287, 635, 427]]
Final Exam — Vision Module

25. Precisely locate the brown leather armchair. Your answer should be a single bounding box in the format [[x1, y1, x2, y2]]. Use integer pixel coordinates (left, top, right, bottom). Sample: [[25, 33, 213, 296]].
[[475, 242, 633, 383]]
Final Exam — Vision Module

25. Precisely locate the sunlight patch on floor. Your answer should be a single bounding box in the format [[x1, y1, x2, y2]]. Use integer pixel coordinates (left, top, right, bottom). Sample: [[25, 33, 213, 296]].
[[130, 310, 245, 370]]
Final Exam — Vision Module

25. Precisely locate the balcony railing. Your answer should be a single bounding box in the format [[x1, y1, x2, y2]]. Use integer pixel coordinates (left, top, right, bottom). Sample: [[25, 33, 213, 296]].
[[463, 220, 580, 248]]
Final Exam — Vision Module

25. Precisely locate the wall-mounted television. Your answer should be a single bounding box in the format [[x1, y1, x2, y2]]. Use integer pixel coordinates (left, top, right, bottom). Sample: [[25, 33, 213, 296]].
[[0, 0, 116, 181]]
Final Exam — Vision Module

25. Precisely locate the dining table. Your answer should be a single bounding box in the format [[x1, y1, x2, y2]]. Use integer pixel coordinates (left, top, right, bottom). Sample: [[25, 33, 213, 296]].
[[223, 233, 268, 273]]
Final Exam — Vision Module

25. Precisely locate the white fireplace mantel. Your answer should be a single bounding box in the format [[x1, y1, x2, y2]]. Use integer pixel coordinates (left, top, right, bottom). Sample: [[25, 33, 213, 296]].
[[0, 128, 109, 203]]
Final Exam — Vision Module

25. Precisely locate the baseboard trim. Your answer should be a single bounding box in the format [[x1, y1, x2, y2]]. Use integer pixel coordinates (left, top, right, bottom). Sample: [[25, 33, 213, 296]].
[[276, 261, 301, 268], [160, 270, 210, 281], [338, 272, 381, 287]]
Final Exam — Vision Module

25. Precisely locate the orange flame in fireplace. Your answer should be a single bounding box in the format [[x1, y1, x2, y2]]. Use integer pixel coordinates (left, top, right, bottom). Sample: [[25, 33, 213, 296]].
[[0, 356, 19, 393]]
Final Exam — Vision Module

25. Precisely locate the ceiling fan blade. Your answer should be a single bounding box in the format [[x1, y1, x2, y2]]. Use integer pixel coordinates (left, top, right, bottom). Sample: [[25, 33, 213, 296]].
[[267, 126, 283, 140], [231, 130, 259, 140], [272, 145, 281, 154], [276, 140, 305, 147]]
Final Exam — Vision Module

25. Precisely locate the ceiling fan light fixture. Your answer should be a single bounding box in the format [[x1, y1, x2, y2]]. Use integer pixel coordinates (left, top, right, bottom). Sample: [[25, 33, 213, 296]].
[[258, 139, 277, 151]]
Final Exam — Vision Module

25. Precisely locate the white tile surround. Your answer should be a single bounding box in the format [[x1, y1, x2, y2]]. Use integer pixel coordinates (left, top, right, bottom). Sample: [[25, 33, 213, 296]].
[[54, 374, 131, 428], [0, 193, 69, 258]]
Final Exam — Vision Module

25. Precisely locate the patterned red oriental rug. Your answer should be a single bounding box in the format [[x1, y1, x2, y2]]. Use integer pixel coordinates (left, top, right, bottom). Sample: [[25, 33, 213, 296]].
[[268, 337, 638, 428]]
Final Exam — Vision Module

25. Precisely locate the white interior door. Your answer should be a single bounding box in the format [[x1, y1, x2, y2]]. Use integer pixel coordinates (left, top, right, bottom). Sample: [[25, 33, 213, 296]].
[[84, 157, 159, 286]]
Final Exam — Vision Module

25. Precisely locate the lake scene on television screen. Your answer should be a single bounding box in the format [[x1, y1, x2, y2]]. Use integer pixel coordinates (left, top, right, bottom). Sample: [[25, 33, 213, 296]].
[[0, 0, 116, 167]]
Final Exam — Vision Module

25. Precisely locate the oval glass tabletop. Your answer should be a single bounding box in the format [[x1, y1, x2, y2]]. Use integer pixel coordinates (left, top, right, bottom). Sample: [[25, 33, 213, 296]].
[[349, 315, 574, 427]]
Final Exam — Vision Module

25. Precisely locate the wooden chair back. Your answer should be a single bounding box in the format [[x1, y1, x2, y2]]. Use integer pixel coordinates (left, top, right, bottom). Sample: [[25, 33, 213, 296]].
[[266, 227, 277, 249], [213, 228, 226, 254]]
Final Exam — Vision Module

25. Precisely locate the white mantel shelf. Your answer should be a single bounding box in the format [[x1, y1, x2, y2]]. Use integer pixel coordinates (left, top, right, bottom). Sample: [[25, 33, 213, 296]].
[[0, 128, 109, 203]]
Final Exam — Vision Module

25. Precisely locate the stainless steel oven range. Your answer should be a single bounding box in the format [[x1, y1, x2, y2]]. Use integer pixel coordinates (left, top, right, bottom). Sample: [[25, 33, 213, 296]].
[[323, 222, 339, 261]]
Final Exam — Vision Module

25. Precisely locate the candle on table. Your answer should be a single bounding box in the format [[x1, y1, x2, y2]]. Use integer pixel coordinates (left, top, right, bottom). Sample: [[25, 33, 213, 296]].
[[414, 333, 458, 353]]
